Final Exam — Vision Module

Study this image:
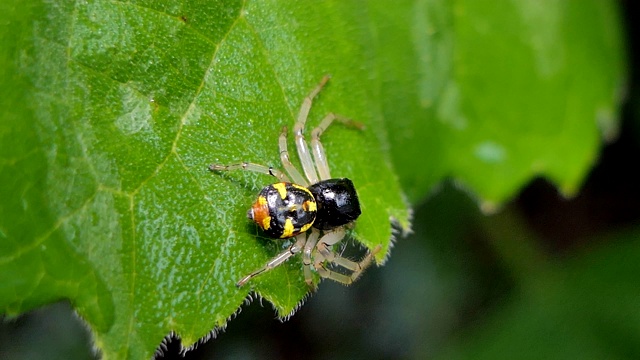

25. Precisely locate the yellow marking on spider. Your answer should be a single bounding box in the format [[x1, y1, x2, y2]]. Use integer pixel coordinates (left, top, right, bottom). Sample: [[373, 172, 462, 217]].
[[303, 200, 317, 212], [262, 216, 271, 230], [257, 195, 267, 206], [300, 222, 313, 233], [292, 183, 311, 193], [281, 218, 295, 238], [273, 182, 288, 200]]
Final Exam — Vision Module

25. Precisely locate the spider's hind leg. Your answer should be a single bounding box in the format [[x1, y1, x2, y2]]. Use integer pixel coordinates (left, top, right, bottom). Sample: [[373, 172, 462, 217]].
[[236, 233, 307, 287], [208, 162, 290, 183], [302, 229, 320, 290]]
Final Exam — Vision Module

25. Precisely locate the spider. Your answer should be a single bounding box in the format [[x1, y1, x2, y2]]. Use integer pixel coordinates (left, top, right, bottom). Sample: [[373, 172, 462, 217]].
[[209, 75, 382, 289]]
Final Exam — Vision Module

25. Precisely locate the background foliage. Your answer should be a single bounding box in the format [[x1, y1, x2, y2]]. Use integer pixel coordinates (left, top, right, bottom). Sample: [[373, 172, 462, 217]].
[[0, 0, 633, 359]]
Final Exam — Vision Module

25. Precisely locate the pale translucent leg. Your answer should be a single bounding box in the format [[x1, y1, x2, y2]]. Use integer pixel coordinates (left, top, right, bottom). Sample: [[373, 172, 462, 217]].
[[310, 113, 364, 180], [313, 229, 383, 285], [236, 233, 307, 287], [278, 126, 308, 186], [315, 246, 381, 285], [302, 228, 320, 288], [293, 75, 330, 184], [209, 162, 290, 182]]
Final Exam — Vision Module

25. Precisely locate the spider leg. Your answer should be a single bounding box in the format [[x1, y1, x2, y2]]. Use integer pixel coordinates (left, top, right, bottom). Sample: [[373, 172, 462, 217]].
[[209, 162, 290, 183], [293, 75, 330, 184], [313, 228, 382, 285], [236, 233, 307, 287], [310, 113, 364, 180], [302, 228, 320, 289], [315, 248, 380, 285], [279, 126, 308, 186]]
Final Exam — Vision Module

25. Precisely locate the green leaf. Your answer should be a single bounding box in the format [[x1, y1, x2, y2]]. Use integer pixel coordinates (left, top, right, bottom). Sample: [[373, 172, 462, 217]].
[[1, 0, 409, 358], [0, 0, 625, 359], [372, 0, 626, 207]]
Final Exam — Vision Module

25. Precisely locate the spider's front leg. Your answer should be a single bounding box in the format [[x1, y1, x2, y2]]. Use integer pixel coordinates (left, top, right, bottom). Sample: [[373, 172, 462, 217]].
[[278, 126, 308, 186], [293, 75, 331, 185], [313, 228, 382, 285], [310, 113, 364, 181]]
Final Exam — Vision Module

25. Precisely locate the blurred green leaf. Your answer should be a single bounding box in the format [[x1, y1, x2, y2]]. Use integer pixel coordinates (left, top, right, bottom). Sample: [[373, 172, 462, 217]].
[[0, 0, 625, 358], [435, 230, 640, 360], [373, 0, 626, 207]]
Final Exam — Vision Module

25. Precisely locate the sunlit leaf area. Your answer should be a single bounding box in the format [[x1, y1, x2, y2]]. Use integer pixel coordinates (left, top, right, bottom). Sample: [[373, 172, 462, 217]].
[[1, 1, 637, 359]]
